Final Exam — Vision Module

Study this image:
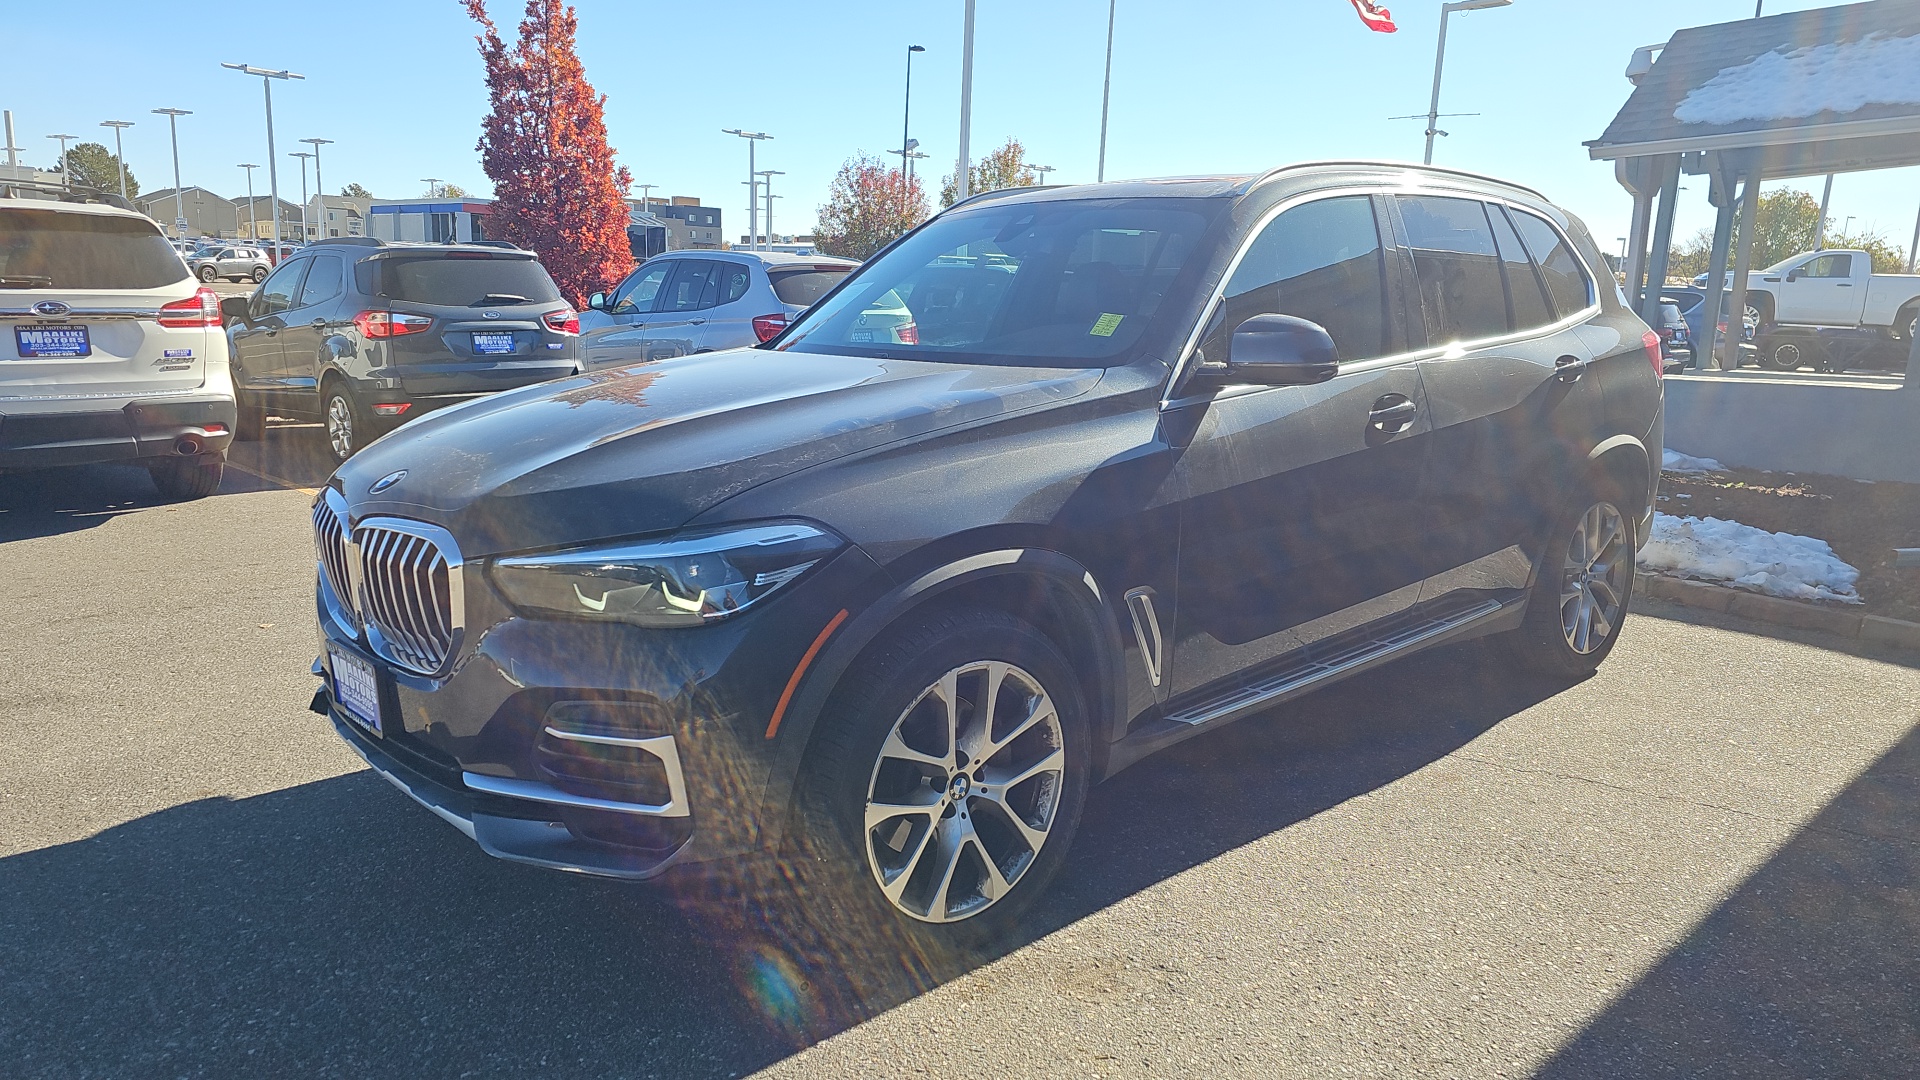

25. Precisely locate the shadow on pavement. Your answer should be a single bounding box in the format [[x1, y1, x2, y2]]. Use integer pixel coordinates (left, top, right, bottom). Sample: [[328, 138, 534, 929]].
[[0, 641, 1563, 1078], [1537, 718, 1920, 1078]]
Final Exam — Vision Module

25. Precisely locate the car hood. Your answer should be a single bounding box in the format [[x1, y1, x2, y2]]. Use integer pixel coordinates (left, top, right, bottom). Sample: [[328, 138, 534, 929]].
[[334, 348, 1105, 556]]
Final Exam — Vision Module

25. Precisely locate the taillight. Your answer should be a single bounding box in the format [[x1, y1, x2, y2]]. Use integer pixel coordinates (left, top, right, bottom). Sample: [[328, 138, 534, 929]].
[[156, 286, 220, 328], [1658, 326, 1675, 342], [1642, 329, 1664, 379], [895, 322, 920, 345], [543, 309, 580, 335], [353, 310, 433, 338], [371, 403, 412, 417], [752, 313, 789, 343]]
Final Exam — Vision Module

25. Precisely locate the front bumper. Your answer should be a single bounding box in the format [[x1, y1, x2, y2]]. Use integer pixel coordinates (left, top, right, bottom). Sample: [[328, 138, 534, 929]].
[[0, 392, 236, 470]]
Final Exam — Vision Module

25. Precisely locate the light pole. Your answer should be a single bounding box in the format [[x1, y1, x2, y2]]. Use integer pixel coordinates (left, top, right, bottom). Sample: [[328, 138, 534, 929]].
[[721, 129, 772, 251], [635, 183, 656, 213], [239, 164, 259, 239], [956, 0, 977, 200], [901, 44, 925, 216], [1030, 164, 1057, 186], [152, 108, 191, 237], [302, 137, 332, 238], [222, 63, 304, 257], [290, 151, 314, 243], [99, 120, 134, 202], [1097, 0, 1116, 182], [420, 178, 444, 198], [757, 169, 785, 248], [1423, 0, 1512, 166], [45, 134, 78, 191]]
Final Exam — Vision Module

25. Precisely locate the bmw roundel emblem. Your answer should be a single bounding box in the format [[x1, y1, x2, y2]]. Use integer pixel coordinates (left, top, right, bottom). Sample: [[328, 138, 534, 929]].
[[31, 300, 71, 318], [370, 470, 408, 494]]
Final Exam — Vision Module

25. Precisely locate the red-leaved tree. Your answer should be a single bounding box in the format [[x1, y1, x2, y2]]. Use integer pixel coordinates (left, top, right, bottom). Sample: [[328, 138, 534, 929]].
[[465, 0, 634, 307], [815, 154, 928, 262]]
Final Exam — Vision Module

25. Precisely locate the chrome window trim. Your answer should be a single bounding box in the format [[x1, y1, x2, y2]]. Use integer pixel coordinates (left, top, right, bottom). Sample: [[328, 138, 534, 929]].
[[1161, 182, 1602, 410], [0, 307, 164, 321]]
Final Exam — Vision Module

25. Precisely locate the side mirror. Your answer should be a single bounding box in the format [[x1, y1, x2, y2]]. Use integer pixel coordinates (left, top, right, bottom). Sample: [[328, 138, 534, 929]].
[[1786, 268, 1804, 282], [219, 296, 251, 325], [1224, 314, 1339, 385], [587, 292, 608, 311]]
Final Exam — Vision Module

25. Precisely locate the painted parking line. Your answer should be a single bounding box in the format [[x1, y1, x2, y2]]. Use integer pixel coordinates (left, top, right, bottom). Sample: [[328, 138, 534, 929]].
[[224, 457, 320, 498]]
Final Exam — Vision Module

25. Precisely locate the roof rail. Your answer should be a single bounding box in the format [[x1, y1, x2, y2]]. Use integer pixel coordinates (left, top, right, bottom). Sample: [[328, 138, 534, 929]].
[[945, 184, 1063, 212], [0, 178, 135, 210], [468, 240, 524, 250], [1241, 160, 1546, 200], [313, 236, 385, 247]]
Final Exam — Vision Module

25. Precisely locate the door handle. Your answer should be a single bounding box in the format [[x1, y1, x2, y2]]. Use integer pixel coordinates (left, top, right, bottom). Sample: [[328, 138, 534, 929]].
[[1368, 396, 1418, 433], [1836, 283, 1854, 287], [311, 318, 327, 327], [264, 329, 278, 337], [689, 318, 707, 325], [1554, 355, 1588, 383]]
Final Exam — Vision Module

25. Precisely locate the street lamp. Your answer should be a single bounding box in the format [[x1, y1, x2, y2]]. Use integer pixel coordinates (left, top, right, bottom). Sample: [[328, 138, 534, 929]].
[[290, 151, 314, 243], [420, 178, 444, 198], [757, 169, 785, 249], [221, 63, 304, 257], [238, 164, 260, 239], [957, 0, 977, 200], [1097, 0, 1116, 182], [151, 108, 191, 237], [1030, 164, 1057, 186], [302, 137, 332, 237], [45, 134, 78, 191], [1423, 0, 1512, 166], [902, 44, 925, 217], [721, 129, 772, 252], [99, 120, 134, 202]]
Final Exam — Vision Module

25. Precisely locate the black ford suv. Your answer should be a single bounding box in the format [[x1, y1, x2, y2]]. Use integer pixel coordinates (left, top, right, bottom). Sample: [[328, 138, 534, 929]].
[[222, 238, 580, 461], [310, 163, 1662, 942]]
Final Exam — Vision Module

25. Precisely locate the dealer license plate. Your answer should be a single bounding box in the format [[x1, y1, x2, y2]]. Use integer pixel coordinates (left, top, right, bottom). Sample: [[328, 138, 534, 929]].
[[14, 324, 91, 358], [471, 332, 515, 355], [330, 647, 384, 737]]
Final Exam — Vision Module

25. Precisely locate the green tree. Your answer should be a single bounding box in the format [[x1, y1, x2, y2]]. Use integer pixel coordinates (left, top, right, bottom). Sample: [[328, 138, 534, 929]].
[[1667, 187, 1854, 282], [1827, 230, 1910, 274], [340, 182, 374, 199], [815, 153, 928, 261], [60, 142, 137, 198], [441, 182, 470, 198], [939, 137, 1036, 207]]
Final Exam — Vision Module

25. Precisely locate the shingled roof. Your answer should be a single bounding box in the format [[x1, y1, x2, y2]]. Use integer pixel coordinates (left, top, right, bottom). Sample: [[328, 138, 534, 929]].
[[1589, 0, 1920, 161]]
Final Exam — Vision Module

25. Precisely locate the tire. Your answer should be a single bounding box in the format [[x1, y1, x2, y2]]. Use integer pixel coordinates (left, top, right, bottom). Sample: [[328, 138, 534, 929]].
[[198, 266, 218, 282], [1498, 491, 1634, 678], [234, 390, 267, 442], [321, 382, 365, 463], [149, 455, 224, 500], [1764, 340, 1804, 371], [1894, 308, 1919, 343], [251, 266, 268, 284], [788, 606, 1092, 948]]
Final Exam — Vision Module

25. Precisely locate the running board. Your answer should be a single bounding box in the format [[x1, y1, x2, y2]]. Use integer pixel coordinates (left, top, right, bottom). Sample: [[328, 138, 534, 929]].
[[1164, 598, 1509, 728]]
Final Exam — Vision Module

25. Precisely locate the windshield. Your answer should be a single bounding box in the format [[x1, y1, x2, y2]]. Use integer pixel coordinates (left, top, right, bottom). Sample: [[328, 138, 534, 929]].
[[360, 255, 563, 307], [0, 209, 189, 289], [780, 197, 1224, 366]]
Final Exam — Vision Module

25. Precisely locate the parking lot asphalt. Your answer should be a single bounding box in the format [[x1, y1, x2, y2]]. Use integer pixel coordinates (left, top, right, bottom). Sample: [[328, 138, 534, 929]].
[[2, 430, 1916, 1079]]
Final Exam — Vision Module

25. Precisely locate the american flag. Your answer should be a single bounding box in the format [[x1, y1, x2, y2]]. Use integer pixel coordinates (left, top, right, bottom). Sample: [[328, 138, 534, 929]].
[[1348, 0, 1398, 33]]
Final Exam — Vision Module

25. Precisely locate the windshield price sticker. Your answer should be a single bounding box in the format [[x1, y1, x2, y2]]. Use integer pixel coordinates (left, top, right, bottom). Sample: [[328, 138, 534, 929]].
[[1089, 313, 1125, 337]]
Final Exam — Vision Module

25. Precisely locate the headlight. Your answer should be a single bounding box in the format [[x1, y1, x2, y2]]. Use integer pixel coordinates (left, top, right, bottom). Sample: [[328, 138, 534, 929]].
[[490, 521, 842, 628]]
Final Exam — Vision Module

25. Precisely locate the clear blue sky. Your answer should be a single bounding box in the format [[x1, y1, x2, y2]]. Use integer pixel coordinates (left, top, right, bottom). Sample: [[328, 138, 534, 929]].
[[5, 0, 1916, 253]]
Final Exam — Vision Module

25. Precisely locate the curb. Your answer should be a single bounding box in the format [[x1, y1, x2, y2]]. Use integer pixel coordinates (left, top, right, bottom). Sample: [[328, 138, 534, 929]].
[[1636, 572, 1920, 652]]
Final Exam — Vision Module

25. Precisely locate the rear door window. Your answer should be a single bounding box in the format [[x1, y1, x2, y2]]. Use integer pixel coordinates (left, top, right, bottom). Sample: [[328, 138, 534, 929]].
[[769, 268, 851, 307], [367, 255, 563, 307], [295, 254, 345, 310], [658, 261, 719, 312], [1398, 195, 1510, 345], [0, 209, 189, 290], [1509, 210, 1594, 318], [1201, 195, 1390, 365], [1487, 205, 1556, 331]]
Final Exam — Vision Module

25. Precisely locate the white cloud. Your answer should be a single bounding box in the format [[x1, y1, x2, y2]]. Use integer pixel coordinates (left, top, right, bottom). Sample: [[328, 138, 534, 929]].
[[1674, 32, 1920, 126]]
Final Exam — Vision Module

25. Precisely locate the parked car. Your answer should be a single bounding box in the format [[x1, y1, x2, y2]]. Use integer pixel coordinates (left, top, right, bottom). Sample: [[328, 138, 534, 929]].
[[1738, 249, 1920, 339], [310, 162, 1663, 941], [222, 237, 580, 462], [187, 245, 271, 283], [0, 192, 235, 498], [578, 251, 858, 368], [1654, 298, 1691, 371]]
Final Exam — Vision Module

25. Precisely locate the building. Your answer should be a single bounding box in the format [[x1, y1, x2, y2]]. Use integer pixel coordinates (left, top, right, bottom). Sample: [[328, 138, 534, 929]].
[[304, 194, 369, 240], [632, 196, 722, 250], [135, 187, 238, 239], [0, 164, 64, 200], [366, 197, 493, 243], [230, 196, 306, 242], [627, 210, 669, 261]]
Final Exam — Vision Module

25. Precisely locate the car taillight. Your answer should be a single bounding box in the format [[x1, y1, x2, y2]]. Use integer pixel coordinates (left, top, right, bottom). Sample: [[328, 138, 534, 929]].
[[895, 322, 920, 345], [353, 311, 433, 338], [1642, 329, 1664, 379], [752, 313, 789, 343], [1658, 326, 1675, 342], [156, 286, 221, 328], [543, 309, 580, 335], [371, 403, 412, 417]]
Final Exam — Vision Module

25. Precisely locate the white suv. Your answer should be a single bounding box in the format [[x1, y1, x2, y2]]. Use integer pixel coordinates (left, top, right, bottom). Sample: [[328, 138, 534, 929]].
[[0, 193, 236, 498]]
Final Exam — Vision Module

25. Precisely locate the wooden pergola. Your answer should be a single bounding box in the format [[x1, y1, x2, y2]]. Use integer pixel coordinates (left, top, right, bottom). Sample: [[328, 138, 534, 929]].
[[1589, 0, 1920, 369]]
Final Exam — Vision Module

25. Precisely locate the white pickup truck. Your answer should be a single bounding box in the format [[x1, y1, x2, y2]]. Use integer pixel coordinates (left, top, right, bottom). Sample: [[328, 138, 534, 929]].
[[1740, 249, 1920, 339]]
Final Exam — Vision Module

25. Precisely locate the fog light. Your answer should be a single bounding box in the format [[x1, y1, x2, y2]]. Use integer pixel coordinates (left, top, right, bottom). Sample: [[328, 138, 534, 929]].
[[372, 403, 412, 417]]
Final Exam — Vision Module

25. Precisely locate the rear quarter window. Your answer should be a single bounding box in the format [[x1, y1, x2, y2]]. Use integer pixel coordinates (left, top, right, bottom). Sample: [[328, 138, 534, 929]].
[[361, 255, 563, 306], [769, 268, 851, 307], [0, 209, 188, 290]]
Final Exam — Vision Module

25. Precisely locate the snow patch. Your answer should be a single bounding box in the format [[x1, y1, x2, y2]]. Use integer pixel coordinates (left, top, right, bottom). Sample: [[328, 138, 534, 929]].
[[1674, 32, 1920, 126], [1641, 514, 1863, 604], [1662, 449, 1726, 473]]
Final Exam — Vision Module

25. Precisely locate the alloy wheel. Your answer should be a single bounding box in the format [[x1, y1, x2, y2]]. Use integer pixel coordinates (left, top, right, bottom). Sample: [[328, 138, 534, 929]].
[[326, 393, 355, 460], [1560, 502, 1630, 655], [863, 660, 1066, 923]]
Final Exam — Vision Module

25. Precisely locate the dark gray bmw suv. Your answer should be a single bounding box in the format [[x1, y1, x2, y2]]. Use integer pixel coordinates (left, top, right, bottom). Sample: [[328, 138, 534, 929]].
[[310, 163, 1662, 942]]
